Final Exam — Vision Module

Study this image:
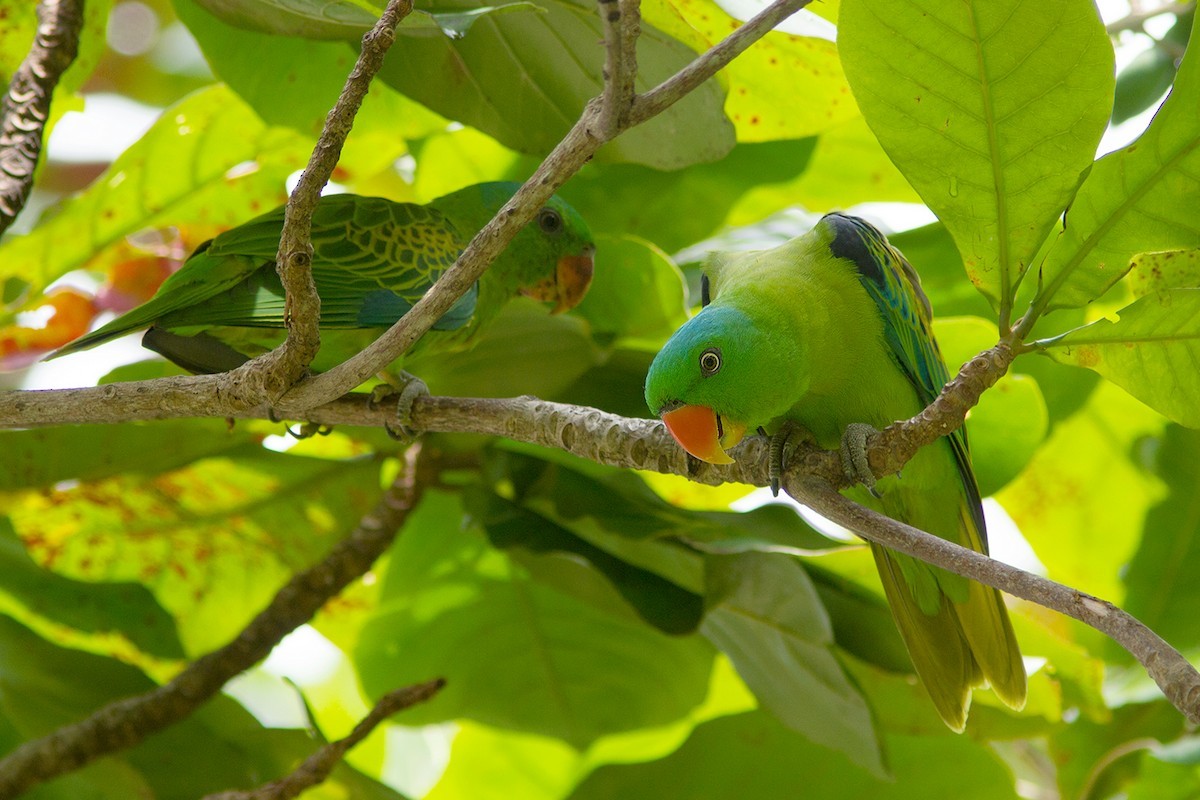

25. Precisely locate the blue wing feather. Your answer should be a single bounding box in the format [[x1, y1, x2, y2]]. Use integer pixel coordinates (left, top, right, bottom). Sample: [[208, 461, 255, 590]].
[[822, 213, 987, 543]]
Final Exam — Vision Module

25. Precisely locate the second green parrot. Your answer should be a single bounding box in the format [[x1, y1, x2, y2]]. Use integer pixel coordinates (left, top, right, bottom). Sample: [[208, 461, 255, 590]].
[[51, 182, 595, 374], [644, 213, 1025, 730]]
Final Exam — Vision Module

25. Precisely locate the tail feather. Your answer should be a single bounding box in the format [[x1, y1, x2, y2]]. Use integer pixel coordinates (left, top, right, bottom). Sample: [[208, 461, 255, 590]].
[[873, 545, 977, 731]]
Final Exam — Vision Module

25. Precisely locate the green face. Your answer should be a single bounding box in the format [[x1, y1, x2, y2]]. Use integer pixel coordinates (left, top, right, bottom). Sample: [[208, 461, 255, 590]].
[[645, 305, 768, 425]]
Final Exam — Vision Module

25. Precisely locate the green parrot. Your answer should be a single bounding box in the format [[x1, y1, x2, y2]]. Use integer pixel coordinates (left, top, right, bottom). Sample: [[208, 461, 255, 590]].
[[643, 213, 1025, 730], [51, 182, 596, 375]]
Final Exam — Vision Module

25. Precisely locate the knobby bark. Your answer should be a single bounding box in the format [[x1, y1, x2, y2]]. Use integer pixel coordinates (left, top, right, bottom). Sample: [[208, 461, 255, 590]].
[[0, 0, 85, 237]]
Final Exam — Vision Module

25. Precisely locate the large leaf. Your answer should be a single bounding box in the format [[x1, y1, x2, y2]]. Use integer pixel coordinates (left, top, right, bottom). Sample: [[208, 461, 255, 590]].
[[376, 0, 735, 168], [468, 485, 705, 635], [839, 0, 1114, 309], [569, 710, 1019, 799], [700, 553, 883, 777], [177, 0, 445, 149], [572, 235, 687, 346], [0, 520, 183, 659], [355, 490, 715, 748], [5, 444, 383, 653], [1123, 425, 1200, 652], [1034, 11, 1200, 310], [1037, 289, 1200, 427], [0, 85, 309, 294], [996, 381, 1165, 608], [641, 0, 857, 141], [0, 420, 257, 490]]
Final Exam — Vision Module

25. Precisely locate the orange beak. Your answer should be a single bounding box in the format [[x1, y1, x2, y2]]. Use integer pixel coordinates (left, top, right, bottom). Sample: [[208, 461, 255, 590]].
[[660, 404, 747, 465], [520, 249, 595, 314]]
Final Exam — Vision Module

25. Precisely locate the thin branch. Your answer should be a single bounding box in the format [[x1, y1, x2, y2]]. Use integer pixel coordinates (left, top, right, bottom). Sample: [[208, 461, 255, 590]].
[[269, 0, 811, 414], [631, 0, 812, 123], [0, 446, 428, 798], [244, 0, 414, 401], [788, 478, 1200, 725], [597, 0, 641, 137], [0, 0, 85, 237], [1106, 1, 1193, 35], [201, 679, 445, 800]]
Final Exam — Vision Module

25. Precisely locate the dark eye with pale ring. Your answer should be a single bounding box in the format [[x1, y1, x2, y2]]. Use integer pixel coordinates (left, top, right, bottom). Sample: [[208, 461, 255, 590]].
[[538, 208, 563, 234], [699, 347, 721, 376]]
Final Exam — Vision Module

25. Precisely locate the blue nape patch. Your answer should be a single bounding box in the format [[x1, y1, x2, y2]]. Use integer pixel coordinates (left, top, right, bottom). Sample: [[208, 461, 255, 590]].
[[357, 283, 478, 331]]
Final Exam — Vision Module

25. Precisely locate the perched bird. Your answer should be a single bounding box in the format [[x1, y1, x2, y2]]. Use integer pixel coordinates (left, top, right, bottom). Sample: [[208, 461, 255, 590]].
[[643, 213, 1025, 730], [51, 182, 596, 375]]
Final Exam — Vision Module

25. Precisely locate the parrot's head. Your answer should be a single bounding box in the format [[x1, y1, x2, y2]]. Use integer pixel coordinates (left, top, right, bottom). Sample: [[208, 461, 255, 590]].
[[434, 182, 596, 314], [645, 304, 801, 465]]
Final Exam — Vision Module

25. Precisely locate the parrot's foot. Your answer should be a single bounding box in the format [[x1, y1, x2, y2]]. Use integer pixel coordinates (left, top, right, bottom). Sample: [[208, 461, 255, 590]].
[[765, 421, 812, 497], [266, 408, 333, 439], [840, 422, 882, 498], [369, 373, 430, 441]]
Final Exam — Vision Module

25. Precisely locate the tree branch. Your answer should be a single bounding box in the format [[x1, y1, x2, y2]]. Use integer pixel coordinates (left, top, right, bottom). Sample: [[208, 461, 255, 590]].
[[0, 0, 84, 238], [0, 446, 428, 798], [239, 0, 413, 402], [201, 679, 445, 800]]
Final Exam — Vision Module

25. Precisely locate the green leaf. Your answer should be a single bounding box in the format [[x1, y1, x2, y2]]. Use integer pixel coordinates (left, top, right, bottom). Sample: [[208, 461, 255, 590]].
[[1123, 425, 1200, 651], [1034, 11, 1200, 311], [996, 381, 1165, 607], [1049, 700, 1186, 800], [569, 710, 1020, 799], [1129, 249, 1200, 296], [0, 615, 406, 798], [563, 138, 816, 253], [5, 445, 383, 653], [700, 553, 884, 777], [934, 316, 1048, 496], [0, 85, 310, 294], [0, 520, 183, 659], [1114, 45, 1177, 124], [730, 116, 919, 218], [177, 0, 444, 146], [641, 0, 857, 141], [410, 3, 545, 37], [574, 235, 687, 345], [839, 0, 1114, 309], [190, 0, 379, 38], [355, 490, 715, 748], [0, 420, 257, 489], [376, 0, 735, 168], [1037, 289, 1200, 427], [405, 300, 603, 399], [805, 562, 910, 673], [468, 486, 705, 635]]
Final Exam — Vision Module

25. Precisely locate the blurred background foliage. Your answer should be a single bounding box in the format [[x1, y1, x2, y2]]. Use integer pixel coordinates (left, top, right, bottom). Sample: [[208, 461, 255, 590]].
[[1, 0, 1199, 797]]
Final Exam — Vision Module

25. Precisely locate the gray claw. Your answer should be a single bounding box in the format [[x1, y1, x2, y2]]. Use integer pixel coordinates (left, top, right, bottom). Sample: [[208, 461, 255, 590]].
[[840, 422, 882, 498], [383, 375, 430, 441]]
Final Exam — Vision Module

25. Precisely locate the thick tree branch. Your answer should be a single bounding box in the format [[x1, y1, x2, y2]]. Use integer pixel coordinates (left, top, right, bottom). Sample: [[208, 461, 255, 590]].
[[0, 0, 84, 237], [0, 447, 428, 798], [201, 679, 445, 800], [241, 0, 413, 401]]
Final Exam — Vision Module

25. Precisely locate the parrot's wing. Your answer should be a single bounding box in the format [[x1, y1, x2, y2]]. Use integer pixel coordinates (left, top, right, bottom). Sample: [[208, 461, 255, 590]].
[[823, 213, 987, 539], [48, 250, 265, 357], [176, 194, 478, 331]]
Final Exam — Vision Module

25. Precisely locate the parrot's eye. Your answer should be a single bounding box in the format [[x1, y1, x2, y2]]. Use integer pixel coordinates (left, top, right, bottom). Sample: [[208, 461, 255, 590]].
[[537, 208, 564, 234], [699, 347, 722, 376]]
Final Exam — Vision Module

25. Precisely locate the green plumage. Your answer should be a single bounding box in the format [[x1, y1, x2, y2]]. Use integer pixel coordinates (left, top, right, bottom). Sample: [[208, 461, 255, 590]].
[[52, 182, 595, 373], [644, 213, 1025, 730]]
